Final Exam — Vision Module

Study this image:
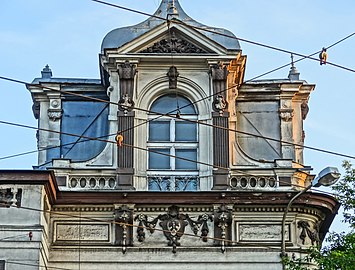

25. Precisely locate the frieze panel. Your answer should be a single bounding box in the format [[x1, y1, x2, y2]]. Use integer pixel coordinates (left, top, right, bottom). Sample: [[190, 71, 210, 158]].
[[54, 222, 110, 243], [237, 223, 290, 242]]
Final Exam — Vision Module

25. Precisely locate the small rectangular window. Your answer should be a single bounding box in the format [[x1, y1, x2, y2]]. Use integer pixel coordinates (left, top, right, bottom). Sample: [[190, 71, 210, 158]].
[[149, 121, 170, 141], [175, 177, 198, 191], [148, 149, 170, 169], [175, 122, 196, 141], [148, 177, 171, 191], [0, 260, 5, 270], [175, 149, 197, 170]]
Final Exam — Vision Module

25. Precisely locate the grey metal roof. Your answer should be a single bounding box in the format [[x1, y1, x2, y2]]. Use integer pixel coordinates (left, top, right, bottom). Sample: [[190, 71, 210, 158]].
[[101, 0, 241, 52], [244, 79, 308, 84], [31, 78, 102, 85]]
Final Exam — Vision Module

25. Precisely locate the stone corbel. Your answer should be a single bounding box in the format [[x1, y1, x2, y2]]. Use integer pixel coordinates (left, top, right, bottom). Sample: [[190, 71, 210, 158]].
[[117, 60, 137, 115], [214, 204, 233, 253], [301, 101, 309, 120], [32, 100, 40, 119], [114, 204, 135, 253], [167, 66, 179, 89], [47, 99, 62, 121], [297, 220, 320, 246], [210, 62, 229, 115], [279, 108, 294, 122]]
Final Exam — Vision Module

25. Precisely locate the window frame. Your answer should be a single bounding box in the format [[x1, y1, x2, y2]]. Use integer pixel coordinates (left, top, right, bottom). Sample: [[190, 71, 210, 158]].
[[147, 95, 199, 191]]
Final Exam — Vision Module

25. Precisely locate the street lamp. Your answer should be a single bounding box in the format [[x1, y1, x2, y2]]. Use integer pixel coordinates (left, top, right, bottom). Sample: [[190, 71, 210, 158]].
[[281, 167, 341, 261]]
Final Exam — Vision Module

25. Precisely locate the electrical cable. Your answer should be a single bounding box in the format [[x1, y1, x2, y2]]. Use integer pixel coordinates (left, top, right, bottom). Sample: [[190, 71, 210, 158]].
[[1, 75, 355, 160], [90, 0, 355, 73], [1, 32, 354, 163], [1, 28, 355, 162], [1, 117, 348, 200], [0, 197, 330, 251], [0, 234, 30, 241], [6, 261, 75, 270], [0, 119, 229, 171], [1, 118, 354, 187], [1, 92, 355, 162]]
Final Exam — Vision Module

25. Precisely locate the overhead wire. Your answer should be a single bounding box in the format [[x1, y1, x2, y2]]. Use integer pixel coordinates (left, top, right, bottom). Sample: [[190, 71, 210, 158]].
[[1, 27, 355, 163], [6, 261, 74, 270], [0, 191, 335, 253], [0, 2, 351, 266], [1, 74, 354, 161], [0, 118, 353, 197], [90, 0, 355, 73]]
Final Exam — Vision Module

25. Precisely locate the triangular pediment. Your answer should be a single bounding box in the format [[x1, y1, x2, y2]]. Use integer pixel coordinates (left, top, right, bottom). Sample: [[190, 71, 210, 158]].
[[113, 24, 231, 56]]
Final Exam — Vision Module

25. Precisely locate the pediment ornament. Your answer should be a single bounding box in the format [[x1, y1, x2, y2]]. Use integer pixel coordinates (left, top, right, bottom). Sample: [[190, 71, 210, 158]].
[[139, 32, 209, 54]]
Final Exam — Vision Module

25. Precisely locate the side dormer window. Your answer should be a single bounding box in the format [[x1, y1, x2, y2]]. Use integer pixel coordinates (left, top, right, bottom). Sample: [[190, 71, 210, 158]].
[[147, 94, 198, 191]]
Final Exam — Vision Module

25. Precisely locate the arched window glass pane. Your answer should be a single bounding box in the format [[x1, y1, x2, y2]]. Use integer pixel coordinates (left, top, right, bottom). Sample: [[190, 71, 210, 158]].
[[149, 121, 170, 141], [149, 149, 170, 169], [175, 122, 197, 141], [175, 149, 197, 170], [150, 94, 196, 114]]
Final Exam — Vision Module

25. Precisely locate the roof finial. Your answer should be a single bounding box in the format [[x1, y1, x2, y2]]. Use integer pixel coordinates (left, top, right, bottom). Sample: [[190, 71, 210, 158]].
[[288, 54, 300, 81], [41, 64, 52, 79], [167, 0, 178, 17]]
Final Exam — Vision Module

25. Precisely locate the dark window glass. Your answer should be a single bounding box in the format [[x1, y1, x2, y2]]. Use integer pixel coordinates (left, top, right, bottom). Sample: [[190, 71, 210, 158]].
[[148, 177, 171, 191], [151, 94, 196, 114], [60, 102, 109, 162], [175, 122, 197, 141], [148, 149, 170, 169], [175, 149, 197, 170], [149, 121, 170, 141], [175, 177, 198, 191]]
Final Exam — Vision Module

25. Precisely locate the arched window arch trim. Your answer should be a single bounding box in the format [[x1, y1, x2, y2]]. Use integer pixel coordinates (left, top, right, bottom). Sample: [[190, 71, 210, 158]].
[[136, 76, 209, 116]]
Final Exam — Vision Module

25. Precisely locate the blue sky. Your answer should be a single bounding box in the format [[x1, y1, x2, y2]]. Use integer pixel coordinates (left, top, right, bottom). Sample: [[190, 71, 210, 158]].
[[0, 0, 354, 232]]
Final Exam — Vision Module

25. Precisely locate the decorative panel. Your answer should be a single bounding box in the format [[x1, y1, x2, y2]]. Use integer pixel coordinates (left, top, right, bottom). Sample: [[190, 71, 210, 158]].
[[237, 223, 290, 242], [54, 222, 110, 244]]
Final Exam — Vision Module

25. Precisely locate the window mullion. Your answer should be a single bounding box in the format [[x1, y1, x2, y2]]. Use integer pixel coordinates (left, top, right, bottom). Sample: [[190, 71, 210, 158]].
[[171, 147, 175, 170]]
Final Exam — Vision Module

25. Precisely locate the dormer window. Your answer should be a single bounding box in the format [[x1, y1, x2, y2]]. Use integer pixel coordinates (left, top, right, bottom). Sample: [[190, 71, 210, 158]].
[[147, 94, 198, 191]]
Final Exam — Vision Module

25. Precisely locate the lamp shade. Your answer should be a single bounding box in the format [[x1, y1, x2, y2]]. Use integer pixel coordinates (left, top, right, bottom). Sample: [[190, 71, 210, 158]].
[[312, 167, 341, 187]]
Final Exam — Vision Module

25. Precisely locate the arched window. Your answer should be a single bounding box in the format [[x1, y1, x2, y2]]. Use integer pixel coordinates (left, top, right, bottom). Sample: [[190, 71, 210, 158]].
[[147, 94, 198, 191]]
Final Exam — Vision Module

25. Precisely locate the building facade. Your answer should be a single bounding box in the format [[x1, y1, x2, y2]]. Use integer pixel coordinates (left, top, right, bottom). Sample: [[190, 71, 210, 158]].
[[0, 1, 339, 269]]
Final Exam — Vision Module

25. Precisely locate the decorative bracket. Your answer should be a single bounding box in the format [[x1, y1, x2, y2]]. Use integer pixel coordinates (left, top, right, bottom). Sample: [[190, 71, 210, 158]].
[[212, 95, 228, 116], [167, 66, 179, 89], [115, 205, 134, 253], [214, 205, 232, 253], [297, 220, 320, 246], [279, 108, 294, 122]]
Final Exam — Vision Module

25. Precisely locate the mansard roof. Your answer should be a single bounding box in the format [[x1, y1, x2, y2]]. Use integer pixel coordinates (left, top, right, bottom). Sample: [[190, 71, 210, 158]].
[[101, 0, 241, 52]]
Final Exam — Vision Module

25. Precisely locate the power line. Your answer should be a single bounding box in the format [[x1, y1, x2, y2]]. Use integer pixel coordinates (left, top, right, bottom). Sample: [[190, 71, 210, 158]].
[[1, 89, 355, 161], [1, 32, 354, 162], [0, 185, 337, 253], [0, 120, 229, 171], [0, 119, 329, 186], [90, 0, 355, 73], [6, 261, 74, 270], [0, 117, 350, 206], [3, 74, 355, 161]]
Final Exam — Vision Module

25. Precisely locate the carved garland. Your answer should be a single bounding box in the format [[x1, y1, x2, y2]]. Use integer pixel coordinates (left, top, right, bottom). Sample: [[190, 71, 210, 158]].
[[135, 205, 212, 253]]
